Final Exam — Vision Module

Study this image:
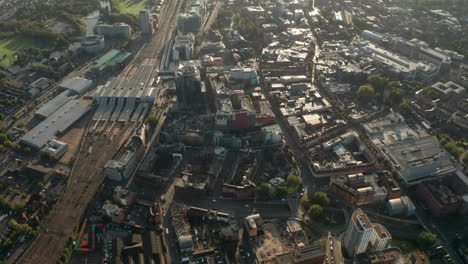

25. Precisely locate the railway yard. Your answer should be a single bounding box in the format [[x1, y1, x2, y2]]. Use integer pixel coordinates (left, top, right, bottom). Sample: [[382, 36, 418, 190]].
[[17, 0, 184, 262]]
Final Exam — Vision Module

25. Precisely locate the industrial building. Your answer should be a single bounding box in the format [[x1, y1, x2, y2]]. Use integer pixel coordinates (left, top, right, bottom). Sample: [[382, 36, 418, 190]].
[[97, 23, 132, 39], [21, 100, 91, 149], [92, 64, 159, 124], [35, 90, 74, 119], [35, 77, 93, 119]]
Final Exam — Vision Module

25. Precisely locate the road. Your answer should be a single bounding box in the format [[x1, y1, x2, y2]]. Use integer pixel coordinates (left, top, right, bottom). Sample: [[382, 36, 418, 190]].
[[173, 195, 291, 218], [17, 0, 184, 262]]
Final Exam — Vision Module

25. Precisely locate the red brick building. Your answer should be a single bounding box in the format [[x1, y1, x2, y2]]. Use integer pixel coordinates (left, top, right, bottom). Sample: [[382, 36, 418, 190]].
[[416, 182, 461, 217]]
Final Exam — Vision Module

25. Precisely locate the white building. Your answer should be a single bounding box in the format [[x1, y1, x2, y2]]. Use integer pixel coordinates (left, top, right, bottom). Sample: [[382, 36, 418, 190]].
[[344, 209, 392, 256], [344, 209, 375, 256], [370, 224, 392, 251]]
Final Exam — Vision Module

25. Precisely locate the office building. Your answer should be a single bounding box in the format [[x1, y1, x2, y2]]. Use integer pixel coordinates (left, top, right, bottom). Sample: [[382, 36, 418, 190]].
[[177, 13, 201, 34], [175, 60, 203, 109], [97, 23, 132, 39], [42, 140, 69, 159], [139, 10, 155, 35], [172, 33, 195, 61], [81, 35, 105, 54]]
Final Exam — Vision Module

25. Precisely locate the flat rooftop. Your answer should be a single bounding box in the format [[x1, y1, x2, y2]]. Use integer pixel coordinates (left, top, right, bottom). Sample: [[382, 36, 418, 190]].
[[22, 100, 91, 149], [383, 136, 455, 184], [59, 77, 93, 94], [35, 90, 74, 118], [352, 209, 372, 231]]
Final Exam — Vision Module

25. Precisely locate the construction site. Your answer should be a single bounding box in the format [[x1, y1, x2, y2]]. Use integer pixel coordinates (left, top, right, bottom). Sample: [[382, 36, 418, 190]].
[[17, 0, 185, 262]]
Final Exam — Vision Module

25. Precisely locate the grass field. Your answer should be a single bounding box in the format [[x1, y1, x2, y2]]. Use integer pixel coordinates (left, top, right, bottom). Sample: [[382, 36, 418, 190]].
[[114, 0, 150, 15], [0, 36, 41, 67]]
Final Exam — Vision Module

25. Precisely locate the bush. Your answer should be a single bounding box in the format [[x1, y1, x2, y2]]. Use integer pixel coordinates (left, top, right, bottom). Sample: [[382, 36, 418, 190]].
[[417, 232, 436, 249], [255, 183, 271, 199], [147, 114, 158, 129]]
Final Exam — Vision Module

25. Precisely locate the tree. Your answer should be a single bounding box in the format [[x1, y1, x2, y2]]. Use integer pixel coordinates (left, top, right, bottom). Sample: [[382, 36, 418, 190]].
[[3, 140, 13, 149], [49, 154, 58, 162], [39, 150, 48, 159], [23, 147, 31, 154], [31, 63, 54, 74], [389, 88, 405, 106], [357, 85, 375, 102], [310, 192, 330, 206], [367, 75, 387, 92], [255, 183, 271, 199], [0, 133, 7, 143], [417, 232, 437, 249], [399, 101, 411, 115], [13, 202, 25, 212], [276, 186, 288, 198], [307, 204, 323, 219], [286, 174, 302, 194], [0, 69, 6, 79], [147, 114, 158, 129]]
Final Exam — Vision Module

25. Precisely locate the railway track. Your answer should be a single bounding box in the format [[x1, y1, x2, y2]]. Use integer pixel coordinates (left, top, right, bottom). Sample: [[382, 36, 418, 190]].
[[17, 0, 184, 262]]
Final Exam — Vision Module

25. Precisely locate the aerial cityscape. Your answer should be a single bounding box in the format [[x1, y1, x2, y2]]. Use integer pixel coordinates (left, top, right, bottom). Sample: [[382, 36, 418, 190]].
[[0, 0, 467, 263]]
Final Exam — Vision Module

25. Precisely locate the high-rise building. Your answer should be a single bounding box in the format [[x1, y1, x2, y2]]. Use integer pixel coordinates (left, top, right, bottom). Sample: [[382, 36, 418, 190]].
[[344, 209, 375, 256], [370, 224, 392, 250], [139, 10, 152, 34], [176, 13, 201, 34], [344, 209, 392, 256]]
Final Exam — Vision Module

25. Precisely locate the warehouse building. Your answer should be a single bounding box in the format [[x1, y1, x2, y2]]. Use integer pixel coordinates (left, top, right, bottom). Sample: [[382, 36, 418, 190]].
[[21, 100, 91, 149], [35, 90, 74, 119], [35, 77, 93, 119], [59, 76, 93, 94]]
